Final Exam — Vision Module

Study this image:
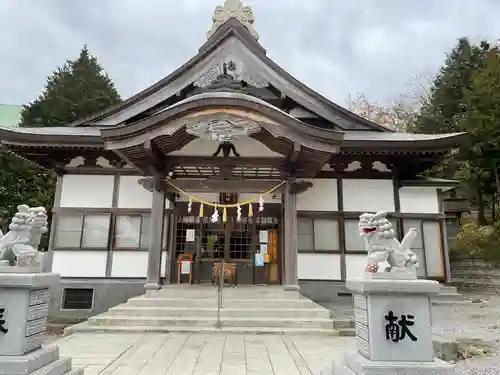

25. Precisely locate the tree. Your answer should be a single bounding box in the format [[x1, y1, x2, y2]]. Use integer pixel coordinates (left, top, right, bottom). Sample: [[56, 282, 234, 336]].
[[412, 38, 490, 134], [346, 74, 432, 132], [20, 46, 120, 127], [0, 46, 121, 238], [455, 46, 500, 225]]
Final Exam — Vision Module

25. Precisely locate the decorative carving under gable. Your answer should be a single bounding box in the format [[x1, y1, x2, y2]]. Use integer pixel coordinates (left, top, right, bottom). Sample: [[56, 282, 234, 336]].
[[193, 59, 269, 89], [372, 161, 392, 173], [289, 181, 313, 195], [64, 155, 127, 169], [65, 156, 85, 168], [345, 161, 362, 172], [207, 0, 259, 41], [96, 157, 113, 168]]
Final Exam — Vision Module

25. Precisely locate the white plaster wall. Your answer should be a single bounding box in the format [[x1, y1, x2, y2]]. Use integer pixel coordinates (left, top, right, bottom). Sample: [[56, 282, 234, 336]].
[[297, 253, 341, 280], [296, 179, 338, 211], [399, 187, 439, 213], [118, 176, 171, 208], [169, 137, 282, 158], [345, 254, 367, 280], [60, 175, 114, 208], [111, 252, 148, 278], [52, 251, 107, 277], [343, 179, 394, 212], [423, 222, 445, 278]]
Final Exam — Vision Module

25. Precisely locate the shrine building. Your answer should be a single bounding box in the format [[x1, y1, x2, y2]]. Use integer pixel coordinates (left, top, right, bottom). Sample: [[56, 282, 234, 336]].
[[0, 1, 466, 316]]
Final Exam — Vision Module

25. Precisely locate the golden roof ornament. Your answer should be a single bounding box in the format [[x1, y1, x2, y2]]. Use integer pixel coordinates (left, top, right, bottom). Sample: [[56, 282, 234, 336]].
[[207, 0, 259, 40]]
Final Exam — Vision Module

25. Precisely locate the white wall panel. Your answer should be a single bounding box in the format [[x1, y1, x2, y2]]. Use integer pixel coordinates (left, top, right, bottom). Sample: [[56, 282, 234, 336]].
[[60, 175, 114, 208], [423, 222, 445, 278], [298, 253, 341, 280], [169, 138, 282, 158], [296, 179, 338, 211], [52, 251, 107, 277], [346, 254, 367, 280], [118, 176, 171, 209], [343, 179, 394, 213], [111, 251, 148, 278], [399, 187, 439, 214]]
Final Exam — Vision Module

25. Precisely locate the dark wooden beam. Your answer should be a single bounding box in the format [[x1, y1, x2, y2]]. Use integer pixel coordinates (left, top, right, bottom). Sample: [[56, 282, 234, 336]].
[[144, 139, 167, 173], [164, 178, 281, 193], [166, 156, 285, 168], [113, 150, 145, 174]]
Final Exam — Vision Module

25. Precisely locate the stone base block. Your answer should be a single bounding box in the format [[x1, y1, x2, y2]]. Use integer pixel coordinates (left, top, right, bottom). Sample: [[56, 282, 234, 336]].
[[336, 352, 454, 375], [0, 346, 82, 375]]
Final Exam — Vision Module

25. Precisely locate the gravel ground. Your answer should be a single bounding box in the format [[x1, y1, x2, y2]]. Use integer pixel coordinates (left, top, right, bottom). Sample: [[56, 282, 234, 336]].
[[432, 292, 500, 374]]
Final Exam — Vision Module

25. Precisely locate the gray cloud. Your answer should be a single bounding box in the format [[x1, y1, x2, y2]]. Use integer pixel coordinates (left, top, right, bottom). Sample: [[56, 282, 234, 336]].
[[1, 0, 500, 107]]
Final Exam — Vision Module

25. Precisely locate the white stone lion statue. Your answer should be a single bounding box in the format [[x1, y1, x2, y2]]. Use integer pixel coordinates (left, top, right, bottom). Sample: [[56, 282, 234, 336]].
[[0, 204, 48, 269], [358, 211, 419, 275]]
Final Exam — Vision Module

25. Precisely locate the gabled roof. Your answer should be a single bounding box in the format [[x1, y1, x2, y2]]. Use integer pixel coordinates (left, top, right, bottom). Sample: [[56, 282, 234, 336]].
[[67, 18, 390, 132]]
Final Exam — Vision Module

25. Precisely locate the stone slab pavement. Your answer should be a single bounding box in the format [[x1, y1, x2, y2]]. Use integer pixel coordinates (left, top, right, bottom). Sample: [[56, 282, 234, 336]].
[[51, 332, 355, 375]]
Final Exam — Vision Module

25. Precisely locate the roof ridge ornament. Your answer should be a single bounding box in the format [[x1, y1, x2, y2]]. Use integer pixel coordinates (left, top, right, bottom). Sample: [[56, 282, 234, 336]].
[[207, 0, 259, 41]]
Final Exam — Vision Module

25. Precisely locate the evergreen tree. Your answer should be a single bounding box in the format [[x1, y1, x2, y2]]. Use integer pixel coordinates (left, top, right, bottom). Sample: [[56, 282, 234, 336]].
[[20, 45, 120, 127], [0, 46, 121, 237], [456, 46, 500, 224], [412, 38, 490, 134]]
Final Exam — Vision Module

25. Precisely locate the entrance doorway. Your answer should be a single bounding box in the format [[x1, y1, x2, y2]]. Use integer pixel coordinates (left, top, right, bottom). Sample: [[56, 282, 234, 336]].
[[171, 213, 281, 285]]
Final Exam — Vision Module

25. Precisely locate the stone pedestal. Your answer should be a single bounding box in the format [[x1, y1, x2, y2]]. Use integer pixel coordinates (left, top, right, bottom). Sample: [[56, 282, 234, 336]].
[[335, 273, 454, 375], [0, 269, 83, 375]]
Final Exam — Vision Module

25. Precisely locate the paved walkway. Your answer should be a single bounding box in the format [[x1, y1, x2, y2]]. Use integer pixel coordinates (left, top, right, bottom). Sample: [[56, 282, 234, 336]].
[[54, 333, 355, 375]]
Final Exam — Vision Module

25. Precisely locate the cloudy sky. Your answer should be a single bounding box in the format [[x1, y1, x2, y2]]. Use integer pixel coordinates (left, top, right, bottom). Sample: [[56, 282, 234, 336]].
[[1, 0, 499, 108]]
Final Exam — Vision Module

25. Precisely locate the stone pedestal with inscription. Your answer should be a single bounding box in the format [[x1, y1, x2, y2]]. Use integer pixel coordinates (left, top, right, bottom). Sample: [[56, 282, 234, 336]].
[[335, 272, 455, 375], [0, 270, 83, 375]]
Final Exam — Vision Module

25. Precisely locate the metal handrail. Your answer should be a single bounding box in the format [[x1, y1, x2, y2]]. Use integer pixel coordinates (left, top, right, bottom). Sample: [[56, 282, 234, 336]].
[[215, 260, 224, 328]]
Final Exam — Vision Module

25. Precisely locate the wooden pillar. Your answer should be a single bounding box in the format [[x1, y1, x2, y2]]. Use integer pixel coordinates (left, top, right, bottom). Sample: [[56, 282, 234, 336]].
[[437, 189, 452, 283], [145, 174, 165, 291], [283, 181, 299, 291]]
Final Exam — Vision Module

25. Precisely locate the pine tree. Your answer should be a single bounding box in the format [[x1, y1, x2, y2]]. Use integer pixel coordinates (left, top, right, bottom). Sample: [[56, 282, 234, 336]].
[[412, 38, 490, 134], [20, 45, 120, 127], [0, 46, 121, 236]]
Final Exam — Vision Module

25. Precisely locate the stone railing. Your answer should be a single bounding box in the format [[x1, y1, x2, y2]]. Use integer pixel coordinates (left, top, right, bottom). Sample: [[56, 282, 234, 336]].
[[451, 258, 500, 292]]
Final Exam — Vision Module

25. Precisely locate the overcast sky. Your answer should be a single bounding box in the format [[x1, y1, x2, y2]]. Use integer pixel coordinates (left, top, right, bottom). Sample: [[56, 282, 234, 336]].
[[1, 0, 499, 108]]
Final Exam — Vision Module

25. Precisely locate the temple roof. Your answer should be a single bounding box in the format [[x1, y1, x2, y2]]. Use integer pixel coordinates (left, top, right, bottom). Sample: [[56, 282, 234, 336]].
[[0, 1, 469, 175]]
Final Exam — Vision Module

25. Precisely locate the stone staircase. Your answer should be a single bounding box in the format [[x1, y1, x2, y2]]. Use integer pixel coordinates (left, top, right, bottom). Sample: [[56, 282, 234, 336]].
[[431, 285, 470, 305], [65, 285, 354, 336]]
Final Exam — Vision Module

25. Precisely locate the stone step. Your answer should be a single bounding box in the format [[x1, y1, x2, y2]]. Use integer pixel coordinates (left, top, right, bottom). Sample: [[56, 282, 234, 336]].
[[337, 328, 356, 337], [433, 292, 466, 301], [31, 357, 72, 375], [128, 297, 319, 309], [88, 315, 336, 329], [65, 321, 339, 336], [107, 306, 332, 319], [65, 369, 84, 375]]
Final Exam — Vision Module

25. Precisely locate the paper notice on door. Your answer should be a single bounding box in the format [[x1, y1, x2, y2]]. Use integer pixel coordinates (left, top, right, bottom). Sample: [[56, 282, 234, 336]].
[[259, 230, 268, 243], [255, 253, 264, 267], [181, 261, 191, 274], [186, 229, 195, 242], [260, 244, 268, 255]]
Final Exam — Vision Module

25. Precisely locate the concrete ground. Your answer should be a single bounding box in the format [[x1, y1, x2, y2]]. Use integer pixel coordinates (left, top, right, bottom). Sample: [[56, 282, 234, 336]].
[[43, 291, 500, 374], [52, 332, 352, 375]]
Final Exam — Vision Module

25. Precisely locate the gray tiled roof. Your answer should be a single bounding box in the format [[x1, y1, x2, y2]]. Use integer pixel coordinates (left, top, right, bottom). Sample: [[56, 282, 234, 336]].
[[0, 126, 101, 136], [343, 131, 466, 142], [0, 124, 464, 143]]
